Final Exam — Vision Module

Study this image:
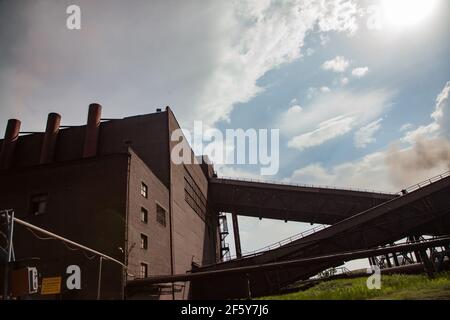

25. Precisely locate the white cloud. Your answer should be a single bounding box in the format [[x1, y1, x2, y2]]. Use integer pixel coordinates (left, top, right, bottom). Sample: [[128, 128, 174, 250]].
[[288, 81, 450, 193], [193, 1, 361, 126], [401, 123, 438, 144], [401, 81, 450, 143], [431, 81, 450, 139], [289, 142, 449, 193], [289, 152, 394, 191], [306, 48, 315, 56], [288, 116, 354, 151], [352, 67, 369, 78], [354, 118, 383, 148], [399, 123, 413, 132], [320, 86, 331, 93], [340, 77, 349, 85], [321, 56, 350, 73], [0, 0, 362, 133], [288, 104, 303, 114], [281, 89, 393, 135], [290, 98, 299, 105]]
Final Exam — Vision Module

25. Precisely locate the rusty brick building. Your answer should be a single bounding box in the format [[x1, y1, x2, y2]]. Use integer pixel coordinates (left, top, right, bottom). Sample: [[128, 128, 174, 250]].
[[0, 104, 218, 299]]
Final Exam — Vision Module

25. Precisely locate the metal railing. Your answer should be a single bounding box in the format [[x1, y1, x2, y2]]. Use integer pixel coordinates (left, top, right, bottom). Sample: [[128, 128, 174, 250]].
[[397, 171, 450, 195], [216, 175, 396, 195], [223, 224, 329, 262]]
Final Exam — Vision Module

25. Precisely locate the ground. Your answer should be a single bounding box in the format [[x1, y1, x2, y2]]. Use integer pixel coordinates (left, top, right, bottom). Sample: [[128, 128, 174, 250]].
[[260, 272, 450, 300]]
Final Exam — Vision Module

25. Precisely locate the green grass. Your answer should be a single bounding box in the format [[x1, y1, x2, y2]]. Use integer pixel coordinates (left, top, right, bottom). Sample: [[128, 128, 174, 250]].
[[259, 272, 450, 300]]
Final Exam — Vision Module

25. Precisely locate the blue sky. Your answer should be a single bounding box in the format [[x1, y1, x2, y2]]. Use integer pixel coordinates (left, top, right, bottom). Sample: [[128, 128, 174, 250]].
[[216, 0, 449, 190], [1, 0, 449, 269]]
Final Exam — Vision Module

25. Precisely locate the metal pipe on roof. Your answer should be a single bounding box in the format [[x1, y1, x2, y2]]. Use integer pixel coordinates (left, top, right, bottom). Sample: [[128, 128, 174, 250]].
[[40, 112, 61, 164], [0, 119, 21, 170]]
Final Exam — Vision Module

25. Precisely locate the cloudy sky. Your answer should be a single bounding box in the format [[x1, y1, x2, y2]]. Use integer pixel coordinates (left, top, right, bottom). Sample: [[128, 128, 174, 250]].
[[1, 0, 449, 269]]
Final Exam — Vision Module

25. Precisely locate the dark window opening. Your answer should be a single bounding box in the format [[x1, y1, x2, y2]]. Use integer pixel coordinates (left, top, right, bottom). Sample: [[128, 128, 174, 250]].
[[140, 207, 148, 223], [140, 263, 148, 278], [29, 194, 48, 216], [156, 204, 166, 227], [140, 182, 148, 198], [140, 234, 148, 249]]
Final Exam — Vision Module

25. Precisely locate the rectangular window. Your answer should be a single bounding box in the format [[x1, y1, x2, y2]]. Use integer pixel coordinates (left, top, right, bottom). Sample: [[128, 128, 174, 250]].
[[29, 194, 48, 216], [140, 233, 148, 250], [156, 204, 166, 227], [140, 182, 148, 198], [140, 207, 148, 223], [140, 263, 148, 278]]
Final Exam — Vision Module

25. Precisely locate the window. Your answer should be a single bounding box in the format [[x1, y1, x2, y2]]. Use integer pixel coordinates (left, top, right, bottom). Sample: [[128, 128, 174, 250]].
[[140, 182, 148, 198], [140, 207, 148, 223], [156, 204, 166, 227], [29, 194, 48, 216], [140, 263, 148, 278], [140, 234, 148, 249]]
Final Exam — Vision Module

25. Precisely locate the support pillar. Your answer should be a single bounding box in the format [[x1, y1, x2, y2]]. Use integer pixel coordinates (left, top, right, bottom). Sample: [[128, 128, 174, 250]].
[[391, 244, 400, 267], [385, 254, 392, 268], [419, 249, 435, 278], [232, 212, 242, 258]]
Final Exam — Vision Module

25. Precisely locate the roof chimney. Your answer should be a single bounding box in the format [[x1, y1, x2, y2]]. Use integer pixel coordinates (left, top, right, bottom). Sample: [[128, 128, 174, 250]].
[[0, 119, 21, 170], [40, 113, 61, 164], [83, 103, 102, 158]]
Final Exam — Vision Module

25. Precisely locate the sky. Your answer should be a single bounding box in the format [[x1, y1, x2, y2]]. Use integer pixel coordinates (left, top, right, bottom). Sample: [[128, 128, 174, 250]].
[[1, 0, 449, 270]]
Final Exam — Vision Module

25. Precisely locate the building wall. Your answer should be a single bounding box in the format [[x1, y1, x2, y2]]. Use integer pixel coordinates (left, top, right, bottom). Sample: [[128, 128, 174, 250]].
[[0, 108, 220, 300], [0, 154, 129, 299], [126, 148, 172, 299], [167, 108, 219, 299], [98, 112, 171, 187]]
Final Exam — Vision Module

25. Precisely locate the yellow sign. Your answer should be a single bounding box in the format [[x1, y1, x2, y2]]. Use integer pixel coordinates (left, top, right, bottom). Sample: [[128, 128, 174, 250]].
[[41, 277, 62, 295]]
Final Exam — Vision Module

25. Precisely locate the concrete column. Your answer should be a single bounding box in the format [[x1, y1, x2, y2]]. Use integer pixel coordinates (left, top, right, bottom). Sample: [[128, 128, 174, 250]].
[[0, 119, 21, 170], [40, 113, 61, 164], [232, 212, 242, 258], [385, 254, 392, 268], [83, 103, 102, 158]]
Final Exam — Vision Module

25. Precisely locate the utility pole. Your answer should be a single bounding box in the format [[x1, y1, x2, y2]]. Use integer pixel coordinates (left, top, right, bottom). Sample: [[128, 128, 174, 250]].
[[1, 210, 15, 300]]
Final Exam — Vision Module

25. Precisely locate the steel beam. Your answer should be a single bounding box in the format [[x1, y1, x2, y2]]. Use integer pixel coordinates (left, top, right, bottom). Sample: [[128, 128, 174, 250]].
[[232, 212, 242, 258]]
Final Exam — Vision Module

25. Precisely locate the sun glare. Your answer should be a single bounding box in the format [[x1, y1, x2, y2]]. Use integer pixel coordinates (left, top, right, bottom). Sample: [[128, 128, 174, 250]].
[[382, 0, 439, 27]]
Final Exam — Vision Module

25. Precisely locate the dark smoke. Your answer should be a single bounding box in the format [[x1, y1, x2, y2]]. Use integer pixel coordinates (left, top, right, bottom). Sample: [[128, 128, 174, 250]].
[[386, 137, 450, 188]]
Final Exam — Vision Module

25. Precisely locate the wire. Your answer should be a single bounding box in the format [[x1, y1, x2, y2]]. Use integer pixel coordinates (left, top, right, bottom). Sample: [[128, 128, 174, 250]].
[[25, 226, 98, 260], [26, 227, 54, 240]]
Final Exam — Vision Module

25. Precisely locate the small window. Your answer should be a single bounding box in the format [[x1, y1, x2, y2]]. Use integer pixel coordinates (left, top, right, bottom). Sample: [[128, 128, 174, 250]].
[[140, 263, 148, 278], [156, 204, 166, 227], [140, 207, 148, 223], [140, 234, 148, 249], [29, 194, 48, 216], [140, 182, 148, 198]]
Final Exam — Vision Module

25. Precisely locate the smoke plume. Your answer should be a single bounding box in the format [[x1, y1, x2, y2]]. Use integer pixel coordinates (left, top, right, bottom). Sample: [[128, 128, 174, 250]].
[[386, 137, 450, 188]]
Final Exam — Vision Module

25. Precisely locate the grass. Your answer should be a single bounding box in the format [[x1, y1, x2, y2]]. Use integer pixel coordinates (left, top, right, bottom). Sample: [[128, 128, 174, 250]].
[[259, 272, 450, 300]]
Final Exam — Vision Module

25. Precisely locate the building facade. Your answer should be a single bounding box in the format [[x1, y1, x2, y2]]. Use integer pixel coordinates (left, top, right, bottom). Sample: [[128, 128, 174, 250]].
[[0, 104, 219, 299]]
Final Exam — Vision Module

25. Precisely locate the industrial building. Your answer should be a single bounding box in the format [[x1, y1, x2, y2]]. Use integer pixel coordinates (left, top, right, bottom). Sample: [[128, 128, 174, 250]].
[[0, 105, 218, 299], [1, 104, 450, 300]]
